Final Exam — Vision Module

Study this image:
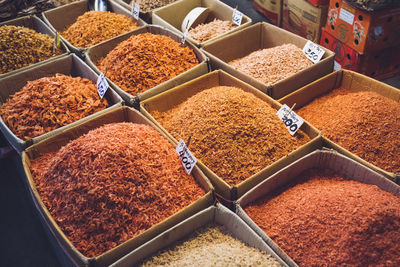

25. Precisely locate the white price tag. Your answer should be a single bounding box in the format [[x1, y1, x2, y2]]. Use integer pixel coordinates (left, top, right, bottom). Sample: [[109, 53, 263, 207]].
[[277, 104, 304, 136], [182, 28, 188, 45], [176, 139, 197, 174], [96, 72, 109, 99], [232, 9, 243, 26], [131, 1, 140, 20], [303, 40, 325, 64], [334, 60, 342, 71]]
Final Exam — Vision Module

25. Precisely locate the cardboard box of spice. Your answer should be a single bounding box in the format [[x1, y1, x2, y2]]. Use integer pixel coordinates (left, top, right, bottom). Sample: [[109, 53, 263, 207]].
[[42, 0, 146, 58], [22, 106, 214, 267], [114, 0, 176, 23], [0, 54, 123, 153], [85, 25, 208, 108], [111, 203, 288, 267], [140, 70, 321, 201], [236, 149, 400, 266], [200, 22, 334, 100], [279, 69, 400, 183], [0, 15, 69, 79], [152, 0, 252, 47]]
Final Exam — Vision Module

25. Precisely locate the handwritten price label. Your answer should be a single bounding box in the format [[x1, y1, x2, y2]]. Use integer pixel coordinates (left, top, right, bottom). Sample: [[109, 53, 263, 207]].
[[176, 139, 197, 174], [276, 104, 304, 135], [131, 2, 140, 20], [232, 8, 243, 26], [96, 72, 109, 99], [303, 40, 325, 64]]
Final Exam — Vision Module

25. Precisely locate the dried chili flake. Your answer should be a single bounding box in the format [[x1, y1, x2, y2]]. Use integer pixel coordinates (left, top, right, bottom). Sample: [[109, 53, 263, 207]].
[[30, 123, 205, 257], [0, 74, 108, 140], [97, 32, 199, 96], [245, 168, 400, 266], [151, 86, 310, 185]]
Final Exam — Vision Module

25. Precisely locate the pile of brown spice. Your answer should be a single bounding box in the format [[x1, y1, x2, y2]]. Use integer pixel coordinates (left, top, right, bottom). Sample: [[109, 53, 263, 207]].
[[128, 0, 177, 13], [0, 74, 108, 140], [97, 32, 199, 95], [151, 86, 310, 185], [30, 122, 205, 257], [61, 11, 139, 48], [245, 168, 400, 266], [0, 25, 62, 74], [297, 87, 400, 173], [229, 44, 313, 87], [52, 0, 80, 7], [141, 224, 282, 266], [188, 19, 236, 43]]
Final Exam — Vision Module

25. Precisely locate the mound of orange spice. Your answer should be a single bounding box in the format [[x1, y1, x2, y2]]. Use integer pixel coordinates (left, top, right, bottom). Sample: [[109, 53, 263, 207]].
[[30, 122, 206, 257], [0, 74, 108, 140], [97, 32, 199, 95]]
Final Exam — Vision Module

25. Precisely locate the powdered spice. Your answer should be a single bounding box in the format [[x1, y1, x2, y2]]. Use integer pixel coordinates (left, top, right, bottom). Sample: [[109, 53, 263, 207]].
[[61, 11, 139, 48], [30, 123, 205, 257], [151, 86, 310, 185], [97, 33, 199, 95], [128, 0, 178, 13], [297, 87, 400, 173], [188, 19, 237, 43], [0, 74, 108, 140], [245, 169, 400, 266], [0, 25, 62, 74]]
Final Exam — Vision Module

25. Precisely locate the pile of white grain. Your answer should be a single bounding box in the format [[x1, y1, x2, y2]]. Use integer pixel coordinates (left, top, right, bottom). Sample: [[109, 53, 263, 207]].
[[188, 19, 236, 43]]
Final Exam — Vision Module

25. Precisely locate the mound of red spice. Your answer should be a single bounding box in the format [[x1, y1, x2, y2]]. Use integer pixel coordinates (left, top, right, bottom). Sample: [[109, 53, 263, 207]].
[[30, 123, 205, 257], [97, 32, 199, 96], [245, 169, 400, 266], [0, 74, 108, 140]]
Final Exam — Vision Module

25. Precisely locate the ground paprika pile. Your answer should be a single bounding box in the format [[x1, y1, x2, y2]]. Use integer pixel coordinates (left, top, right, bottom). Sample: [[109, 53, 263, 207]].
[[245, 168, 400, 266], [30, 122, 205, 257]]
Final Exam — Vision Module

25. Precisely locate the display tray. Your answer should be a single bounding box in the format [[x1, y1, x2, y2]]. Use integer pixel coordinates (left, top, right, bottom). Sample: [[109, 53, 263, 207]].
[[22, 106, 214, 267], [140, 70, 321, 201], [0, 54, 123, 153]]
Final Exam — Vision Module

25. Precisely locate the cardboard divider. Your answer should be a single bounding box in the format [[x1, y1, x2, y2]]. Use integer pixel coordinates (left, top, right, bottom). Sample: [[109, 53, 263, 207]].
[[140, 70, 322, 201], [22, 106, 214, 267], [41, 0, 146, 58], [85, 25, 208, 107], [0, 54, 123, 153], [279, 69, 400, 182], [0, 15, 69, 79], [152, 0, 252, 47], [200, 22, 334, 99], [111, 204, 288, 267], [236, 149, 400, 267]]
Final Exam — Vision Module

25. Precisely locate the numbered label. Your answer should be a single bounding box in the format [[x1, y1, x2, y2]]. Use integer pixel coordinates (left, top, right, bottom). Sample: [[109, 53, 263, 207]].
[[276, 104, 304, 136], [176, 139, 197, 174], [131, 2, 140, 20], [303, 40, 325, 64], [96, 72, 109, 99], [232, 9, 243, 26]]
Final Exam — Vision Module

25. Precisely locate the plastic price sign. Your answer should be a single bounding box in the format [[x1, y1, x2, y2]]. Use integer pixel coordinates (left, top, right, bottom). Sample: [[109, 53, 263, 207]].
[[176, 139, 197, 174], [232, 8, 243, 26], [276, 104, 304, 136], [131, 1, 140, 21], [303, 40, 325, 64], [96, 72, 109, 99]]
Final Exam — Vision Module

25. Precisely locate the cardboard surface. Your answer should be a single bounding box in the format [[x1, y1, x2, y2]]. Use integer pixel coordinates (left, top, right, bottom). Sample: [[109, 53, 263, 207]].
[[152, 0, 252, 47], [0, 15, 68, 79], [236, 149, 400, 266], [42, 0, 146, 58], [113, 0, 176, 23], [22, 106, 214, 267], [0, 54, 123, 153], [279, 70, 400, 182], [253, 0, 282, 26], [111, 204, 288, 267], [200, 22, 334, 99], [140, 70, 321, 201], [85, 25, 208, 107]]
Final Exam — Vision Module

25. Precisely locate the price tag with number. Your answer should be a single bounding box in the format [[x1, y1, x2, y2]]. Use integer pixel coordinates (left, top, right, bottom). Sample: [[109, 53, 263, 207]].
[[276, 104, 304, 136], [131, 1, 140, 20], [96, 72, 109, 99], [303, 40, 325, 64], [176, 139, 197, 174], [232, 8, 243, 26]]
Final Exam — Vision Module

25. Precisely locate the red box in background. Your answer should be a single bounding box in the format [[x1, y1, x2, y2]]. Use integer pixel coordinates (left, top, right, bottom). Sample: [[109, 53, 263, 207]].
[[253, 0, 283, 26], [306, 0, 329, 6], [320, 28, 400, 80]]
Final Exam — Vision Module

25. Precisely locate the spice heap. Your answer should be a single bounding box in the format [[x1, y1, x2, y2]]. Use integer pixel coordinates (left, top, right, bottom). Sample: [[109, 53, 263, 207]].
[[129, 0, 177, 13], [98, 33, 199, 95], [188, 19, 236, 43], [30, 123, 205, 257], [229, 44, 313, 87], [141, 224, 282, 266], [61, 11, 139, 48], [0, 74, 108, 140], [0, 25, 62, 74], [297, 87, 400, 173], [151, 86, 310, 185], [245, 169, 400, 266]]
